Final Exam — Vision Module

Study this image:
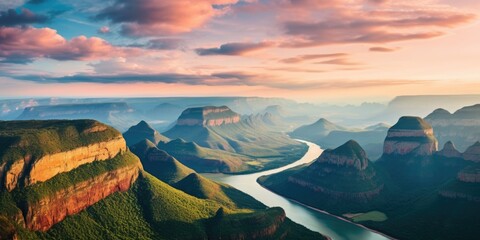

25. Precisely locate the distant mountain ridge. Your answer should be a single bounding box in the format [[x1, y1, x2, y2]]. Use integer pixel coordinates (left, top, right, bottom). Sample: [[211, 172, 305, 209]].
[[425, 104, 480, 151]]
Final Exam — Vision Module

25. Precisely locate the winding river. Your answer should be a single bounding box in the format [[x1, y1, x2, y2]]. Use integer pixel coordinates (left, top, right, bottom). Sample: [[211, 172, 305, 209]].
[[202, 140, 391, 240]]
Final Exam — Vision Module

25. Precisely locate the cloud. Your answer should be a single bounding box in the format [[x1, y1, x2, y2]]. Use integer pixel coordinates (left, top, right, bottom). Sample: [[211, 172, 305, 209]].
[[10, 71, 430, 90], [315, 58, 361, 66], [369, 46, 398, 52], [195, 41, 274, 56], [0, 8, 50, 26], [0, 26, 143, 63], [279, 53, 348, 64], [97, 26, 110, 34], [136, 38, 186, 50], [96, 0, 239, 37]]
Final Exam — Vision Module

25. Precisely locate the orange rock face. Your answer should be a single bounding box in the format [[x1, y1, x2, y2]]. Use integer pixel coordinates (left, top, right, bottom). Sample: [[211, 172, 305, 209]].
[[25, 136, 127, 186], [24, 161, 141, 231], [3, 136, 127, 191]]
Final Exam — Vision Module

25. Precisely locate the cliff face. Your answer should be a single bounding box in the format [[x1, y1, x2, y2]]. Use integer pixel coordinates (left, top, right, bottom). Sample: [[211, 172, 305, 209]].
[[2, 128, 127, 191], [439, 165, 480, 202], [0, 120, 142, 232], [25, 136, 126, 187], [175, 106, 241, 127], [383, 116, 438, 156], [24, 161, 140, 231]]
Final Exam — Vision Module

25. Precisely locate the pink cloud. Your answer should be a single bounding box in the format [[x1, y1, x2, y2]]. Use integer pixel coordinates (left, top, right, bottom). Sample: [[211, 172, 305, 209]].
[[97, 0, 240, 37], [0, 26, 142, 63], [98, 26, 110, 34]]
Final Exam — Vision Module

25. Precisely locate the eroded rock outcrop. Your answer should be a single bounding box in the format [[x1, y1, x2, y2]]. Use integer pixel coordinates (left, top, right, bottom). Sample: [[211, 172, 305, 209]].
[[2, 131, 127, 191], [0, 120, 142, 232], [383, 116, 438, 156], [24, 160, 140, 231], [175, 106, 241, 127]]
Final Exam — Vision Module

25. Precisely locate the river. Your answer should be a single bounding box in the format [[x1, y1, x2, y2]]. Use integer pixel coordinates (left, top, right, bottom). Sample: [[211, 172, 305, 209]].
[[202, 140, 391, 240]]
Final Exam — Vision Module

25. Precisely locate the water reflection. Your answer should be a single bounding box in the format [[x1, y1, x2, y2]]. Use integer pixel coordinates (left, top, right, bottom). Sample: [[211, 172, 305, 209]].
[[202, 140, 391, 240]]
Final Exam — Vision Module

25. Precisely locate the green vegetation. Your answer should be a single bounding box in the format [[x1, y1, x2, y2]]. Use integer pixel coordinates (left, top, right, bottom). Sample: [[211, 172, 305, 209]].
[[0, 120, 120, 165], [174, 173, 265, 210], [347, 211, 388, 222], [208, 207, 325, 240], [130, 140, 194, 184], [123, 120, 170, 146], [9, 172, 324, 240], [159, 138, 256, 173], [329, 140, 366, 159], [163, 107, 308, 173]]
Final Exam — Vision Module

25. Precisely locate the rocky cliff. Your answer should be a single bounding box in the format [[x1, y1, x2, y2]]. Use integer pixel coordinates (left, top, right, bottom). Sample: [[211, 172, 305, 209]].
[[175, 106, 241, 127], [0, 120, 142, 232], [1, 121, 127, 191], [439, 165, 480, 202], [383, 116, 438, 156], [23, 154, 140, 231]]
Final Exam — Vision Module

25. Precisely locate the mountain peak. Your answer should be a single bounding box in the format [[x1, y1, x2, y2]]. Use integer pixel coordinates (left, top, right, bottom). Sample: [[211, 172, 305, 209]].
[[391, 116, 432, 130], [425, 108, 451, 119], [437, 141, 462, 159], [123, 121, 170, 146], [318, 140, 369, 170]]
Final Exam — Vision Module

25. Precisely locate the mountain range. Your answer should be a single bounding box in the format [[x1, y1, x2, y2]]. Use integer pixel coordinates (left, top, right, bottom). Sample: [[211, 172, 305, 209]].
[[260, 116, 480, 240], [0, 119, 326, 239]]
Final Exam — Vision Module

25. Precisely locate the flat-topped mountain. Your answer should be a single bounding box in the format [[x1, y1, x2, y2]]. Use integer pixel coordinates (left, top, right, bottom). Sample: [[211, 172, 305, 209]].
[[175, 106, 241, 127], [163, 106, 307, 169], [383, 116, 438, 157], [425, 104, 480, 151], [259, 140, 384, 206], [0, 120, 142, 232], [123, 120, 170, 146]]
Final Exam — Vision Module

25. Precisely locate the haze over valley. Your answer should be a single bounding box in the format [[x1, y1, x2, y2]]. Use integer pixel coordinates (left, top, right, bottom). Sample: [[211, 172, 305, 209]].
[[1, 0, 479, 239]]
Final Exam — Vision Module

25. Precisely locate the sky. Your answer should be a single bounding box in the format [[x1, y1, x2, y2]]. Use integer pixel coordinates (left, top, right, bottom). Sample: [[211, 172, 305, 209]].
[[0, 0, 479, 103]]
